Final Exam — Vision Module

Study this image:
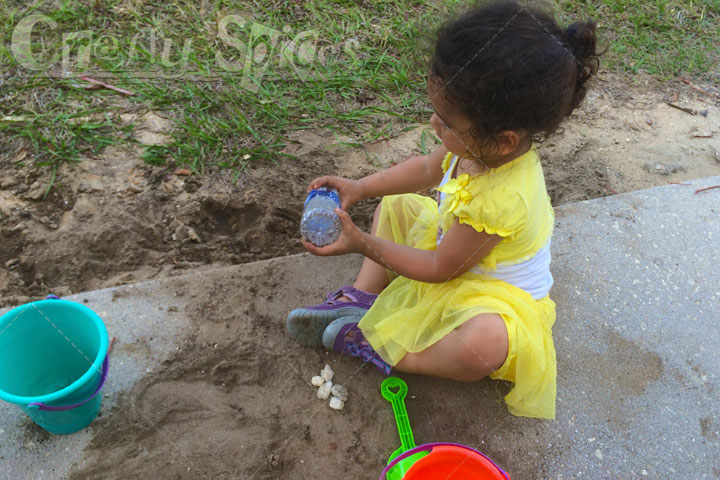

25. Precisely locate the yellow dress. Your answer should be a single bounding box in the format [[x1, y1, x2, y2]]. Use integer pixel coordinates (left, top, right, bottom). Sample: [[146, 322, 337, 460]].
[[357, 147, 557, 419]]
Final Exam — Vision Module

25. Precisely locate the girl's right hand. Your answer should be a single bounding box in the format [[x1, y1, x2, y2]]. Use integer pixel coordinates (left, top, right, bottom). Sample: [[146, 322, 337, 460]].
[[308, 175, 364, 210]]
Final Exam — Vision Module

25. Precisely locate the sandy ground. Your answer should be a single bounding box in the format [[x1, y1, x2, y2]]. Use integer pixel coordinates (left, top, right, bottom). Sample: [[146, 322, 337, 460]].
[[1, 73, 719, 477], [67, 257, 541, 480]]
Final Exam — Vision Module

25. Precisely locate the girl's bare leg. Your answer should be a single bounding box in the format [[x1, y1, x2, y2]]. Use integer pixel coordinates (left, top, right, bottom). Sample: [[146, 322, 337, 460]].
[[394, 313, 509, 382], [348, 201, 392, 295]]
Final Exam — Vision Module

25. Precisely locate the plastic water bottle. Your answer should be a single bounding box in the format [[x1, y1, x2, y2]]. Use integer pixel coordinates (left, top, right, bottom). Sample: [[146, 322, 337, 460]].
[[300, 187, 342, 247]]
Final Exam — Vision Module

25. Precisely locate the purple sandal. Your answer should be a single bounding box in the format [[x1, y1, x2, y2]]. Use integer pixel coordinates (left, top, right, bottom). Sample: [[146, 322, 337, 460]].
[[286, 286, 378, 347], [322, 317, 391, 375]]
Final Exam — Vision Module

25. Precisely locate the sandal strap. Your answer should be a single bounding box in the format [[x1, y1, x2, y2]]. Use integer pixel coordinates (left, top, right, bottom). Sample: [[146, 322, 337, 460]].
[[336, 323, 391, 375], [325, 286, 378, 306], [333, 321, 365, 352], [347, 343, 392, 375], [325, 286, 354, 304]]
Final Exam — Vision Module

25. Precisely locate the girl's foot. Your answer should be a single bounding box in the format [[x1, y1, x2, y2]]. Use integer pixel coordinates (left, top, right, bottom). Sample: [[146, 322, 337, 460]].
[[286, 286, 378, 347], [322, 317, 391, 375]]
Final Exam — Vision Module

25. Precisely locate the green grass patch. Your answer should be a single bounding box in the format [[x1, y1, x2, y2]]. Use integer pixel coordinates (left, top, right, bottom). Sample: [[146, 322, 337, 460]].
[[0, 0, 718, 183], [1, 0, 462, 176], [554, 0, 720, 77]]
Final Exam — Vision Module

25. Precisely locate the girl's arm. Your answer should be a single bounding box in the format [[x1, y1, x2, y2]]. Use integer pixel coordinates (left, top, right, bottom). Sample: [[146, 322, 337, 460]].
[[304, 209, 503, 284], [357, 144, 448, 199], [357, 217, 502, 283], [308, 145, 448, 210]]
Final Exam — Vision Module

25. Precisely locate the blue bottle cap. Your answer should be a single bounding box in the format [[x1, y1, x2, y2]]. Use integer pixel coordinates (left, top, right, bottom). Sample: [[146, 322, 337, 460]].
[[304, 187, 341, 208]]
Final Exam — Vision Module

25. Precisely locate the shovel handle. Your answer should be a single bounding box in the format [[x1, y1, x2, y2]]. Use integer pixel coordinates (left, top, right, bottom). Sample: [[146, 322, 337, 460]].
[[381, 377, 416, 452]]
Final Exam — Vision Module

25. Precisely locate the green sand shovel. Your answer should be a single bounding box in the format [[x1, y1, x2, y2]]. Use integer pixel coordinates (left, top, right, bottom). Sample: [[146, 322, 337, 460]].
[[381, 377, 429, 479]]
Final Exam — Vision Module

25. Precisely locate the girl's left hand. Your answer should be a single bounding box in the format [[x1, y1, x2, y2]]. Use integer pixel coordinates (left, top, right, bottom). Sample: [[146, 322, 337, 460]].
[[302, 208, 365, 256]]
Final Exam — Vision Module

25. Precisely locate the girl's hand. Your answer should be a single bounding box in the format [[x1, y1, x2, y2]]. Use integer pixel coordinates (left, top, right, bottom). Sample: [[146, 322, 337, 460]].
[[308, 176, 364, 210], [302, 208, 365, 256]]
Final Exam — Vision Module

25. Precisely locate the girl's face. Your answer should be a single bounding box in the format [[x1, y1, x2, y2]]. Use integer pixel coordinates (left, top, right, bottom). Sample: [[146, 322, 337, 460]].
[[428, 77, 481, 160], [428, 75, 526, 167]]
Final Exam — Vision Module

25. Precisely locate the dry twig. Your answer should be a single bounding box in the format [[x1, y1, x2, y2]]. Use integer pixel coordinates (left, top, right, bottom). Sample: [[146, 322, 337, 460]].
[[681, 78, 720, 100], [695, 185, 720, 194], [665, 102, 696, 115], [77, 75, 136, 96]]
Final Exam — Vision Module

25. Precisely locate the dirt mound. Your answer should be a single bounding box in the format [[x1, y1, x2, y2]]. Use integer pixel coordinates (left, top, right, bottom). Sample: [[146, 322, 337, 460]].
[[0, 140, 379, 308]]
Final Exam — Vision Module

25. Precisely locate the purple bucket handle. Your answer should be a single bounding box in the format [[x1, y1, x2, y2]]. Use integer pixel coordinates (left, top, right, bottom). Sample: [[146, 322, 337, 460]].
[[378, 442, 510, 480], [46, 294, 61, 300], [26, 355, 109, 412]]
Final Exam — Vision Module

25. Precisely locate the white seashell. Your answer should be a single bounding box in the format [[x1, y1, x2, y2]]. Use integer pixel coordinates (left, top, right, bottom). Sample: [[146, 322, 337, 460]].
[[320, 364, 334, 382], [311, 376, 325, 387], [329, 396, 345, 410], [317, 381, 333, 400], [330, 384, 348, 402]]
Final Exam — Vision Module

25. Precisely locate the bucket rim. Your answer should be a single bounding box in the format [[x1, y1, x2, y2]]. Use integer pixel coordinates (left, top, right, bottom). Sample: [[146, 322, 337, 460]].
[[0, 298, 109, 405], [379, 442, 510, 480]]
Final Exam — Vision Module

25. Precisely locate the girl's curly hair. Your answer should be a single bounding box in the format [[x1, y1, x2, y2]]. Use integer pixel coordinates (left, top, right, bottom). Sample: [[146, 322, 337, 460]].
[[430, 1, 601, 148]]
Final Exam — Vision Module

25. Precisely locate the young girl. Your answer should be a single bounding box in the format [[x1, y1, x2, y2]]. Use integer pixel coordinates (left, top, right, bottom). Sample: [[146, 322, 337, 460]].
[[287, 1, 599, 419]]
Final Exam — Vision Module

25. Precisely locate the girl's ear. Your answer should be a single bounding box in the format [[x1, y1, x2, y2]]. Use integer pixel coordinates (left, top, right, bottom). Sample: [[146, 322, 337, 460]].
[[495, 130, 523, 156]]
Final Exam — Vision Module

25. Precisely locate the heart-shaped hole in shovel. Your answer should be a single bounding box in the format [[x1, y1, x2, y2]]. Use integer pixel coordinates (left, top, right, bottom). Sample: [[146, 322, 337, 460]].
[[381, 378, 408, 402]]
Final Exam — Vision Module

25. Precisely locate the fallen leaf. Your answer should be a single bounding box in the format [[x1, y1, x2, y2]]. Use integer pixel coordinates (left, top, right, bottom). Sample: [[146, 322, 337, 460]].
[[13, 149, 27, 162], [175, 169, 192, 176]]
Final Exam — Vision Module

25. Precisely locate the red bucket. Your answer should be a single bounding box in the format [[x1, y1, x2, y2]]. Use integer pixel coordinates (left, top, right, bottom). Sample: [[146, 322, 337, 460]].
[[379, 442, 510, 480]]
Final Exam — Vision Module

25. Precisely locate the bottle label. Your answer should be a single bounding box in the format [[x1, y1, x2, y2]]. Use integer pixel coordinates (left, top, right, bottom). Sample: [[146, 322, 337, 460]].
[[304, 187, 341, 208]]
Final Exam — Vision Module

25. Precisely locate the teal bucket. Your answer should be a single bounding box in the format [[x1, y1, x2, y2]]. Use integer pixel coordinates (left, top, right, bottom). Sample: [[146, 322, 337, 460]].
[[0, 297, 109, 434]]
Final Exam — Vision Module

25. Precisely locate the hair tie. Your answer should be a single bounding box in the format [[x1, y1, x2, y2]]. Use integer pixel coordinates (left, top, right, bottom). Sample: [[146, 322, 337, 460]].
[[564, 24, 577, 46]]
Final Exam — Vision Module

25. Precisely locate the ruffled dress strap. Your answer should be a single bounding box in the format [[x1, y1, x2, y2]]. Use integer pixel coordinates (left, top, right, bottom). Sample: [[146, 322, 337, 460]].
[[440, 151, 455, 174]]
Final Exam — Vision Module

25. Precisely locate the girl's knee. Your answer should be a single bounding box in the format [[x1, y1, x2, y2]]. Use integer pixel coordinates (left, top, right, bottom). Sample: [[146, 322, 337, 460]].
[[393, 314, 509, 382], [456, 314, 508, 380]]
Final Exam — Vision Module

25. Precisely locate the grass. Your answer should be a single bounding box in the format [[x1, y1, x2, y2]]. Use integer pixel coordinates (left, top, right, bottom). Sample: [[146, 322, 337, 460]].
[[0, 0, 718, 184], [553, 0, 720, 76]]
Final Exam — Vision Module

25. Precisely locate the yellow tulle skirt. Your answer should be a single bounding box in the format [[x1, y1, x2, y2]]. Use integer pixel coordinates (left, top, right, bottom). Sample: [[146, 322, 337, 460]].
[[357, 194, 557, 419]]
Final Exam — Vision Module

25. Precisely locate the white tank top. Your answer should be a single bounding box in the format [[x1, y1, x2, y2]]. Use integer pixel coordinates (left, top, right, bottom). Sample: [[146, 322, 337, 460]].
[[436, 155, 553, 300]]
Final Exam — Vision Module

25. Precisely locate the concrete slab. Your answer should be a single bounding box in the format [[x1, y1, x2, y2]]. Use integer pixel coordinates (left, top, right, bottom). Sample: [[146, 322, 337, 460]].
[[1, 176, 719, 479], [0, 279, 196, 478]]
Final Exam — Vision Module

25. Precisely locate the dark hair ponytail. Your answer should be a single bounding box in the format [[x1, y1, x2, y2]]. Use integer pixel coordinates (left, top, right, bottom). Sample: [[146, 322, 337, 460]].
[[430, 1, 604, 147], [563, 21, 601, 114]]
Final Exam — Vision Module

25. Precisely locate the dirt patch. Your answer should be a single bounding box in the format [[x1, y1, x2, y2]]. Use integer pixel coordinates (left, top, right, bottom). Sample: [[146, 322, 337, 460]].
[[542, 74, 720, 203], [0, 136, 379, 308], [1, 73, 719, 308], [19, 417, 53, 450]]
